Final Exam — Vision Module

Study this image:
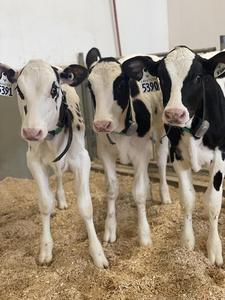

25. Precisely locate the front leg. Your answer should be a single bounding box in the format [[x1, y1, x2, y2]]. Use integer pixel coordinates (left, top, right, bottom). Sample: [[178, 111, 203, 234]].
[[27, 151, 54, 265], [52, 163, 68, 210], [155, 129, 171, 204], [70, 149, 108, 268], [205, 150, 224, 266], [173, 160, 195, 250], [132, 160, 151, 246], [99, 148, 118, 243]]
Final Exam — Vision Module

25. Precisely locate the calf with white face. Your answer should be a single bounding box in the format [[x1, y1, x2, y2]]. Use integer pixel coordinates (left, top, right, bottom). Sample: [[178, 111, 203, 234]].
[[123, 46, 225, 265], [86, 48, 171, 247], [0, 60, 108, 268]]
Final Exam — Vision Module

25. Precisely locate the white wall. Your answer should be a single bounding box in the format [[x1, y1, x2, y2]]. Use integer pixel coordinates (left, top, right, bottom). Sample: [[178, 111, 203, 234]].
[[115, 0, 169, 55], [0, 0, 117, 68], [167, 0, 225, 50]]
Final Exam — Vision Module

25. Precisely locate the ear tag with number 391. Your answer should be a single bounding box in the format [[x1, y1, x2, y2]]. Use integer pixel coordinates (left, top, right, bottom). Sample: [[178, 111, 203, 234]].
[[0, 73, 13, 97]]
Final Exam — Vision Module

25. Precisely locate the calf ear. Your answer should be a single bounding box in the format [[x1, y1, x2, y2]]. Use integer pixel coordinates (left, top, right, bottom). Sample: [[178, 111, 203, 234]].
[[86, 47, 101, 70], [203, 51, 225, 78], [0, 63, 18, 83], [60, 64, 88, 86], [122, 56, 159, 81]]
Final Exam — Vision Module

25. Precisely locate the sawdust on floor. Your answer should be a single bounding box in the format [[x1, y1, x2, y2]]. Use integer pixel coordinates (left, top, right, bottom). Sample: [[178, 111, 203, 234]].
[[0, 170, 225, 300]]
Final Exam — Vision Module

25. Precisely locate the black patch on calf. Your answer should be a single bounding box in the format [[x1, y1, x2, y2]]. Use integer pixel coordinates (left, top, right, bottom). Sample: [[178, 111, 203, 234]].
[[213, 171, 223, 191], [165, 126, 182, 163], [51, 66, 60, 83], [88, 82, 96, 108], [157, 61, 172, 107], [51, 81, 59, 100], [133, 99, 151, 137], [99, 57, 120, 65], [24, 105, 27, 115], [129, 79, 140, 97], [113, 75, 129, 111], [76, 124, 80, 131], [222, 152, 225, 161]]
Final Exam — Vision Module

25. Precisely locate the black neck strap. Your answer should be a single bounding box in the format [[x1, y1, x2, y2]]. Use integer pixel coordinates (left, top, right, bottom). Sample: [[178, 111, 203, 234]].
[[47, 91, 74, 162]]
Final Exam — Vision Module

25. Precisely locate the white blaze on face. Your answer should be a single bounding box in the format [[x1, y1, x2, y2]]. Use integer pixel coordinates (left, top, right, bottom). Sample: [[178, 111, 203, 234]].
[[88, 61, 123, 132], [17, 60, 61, 140], [163, 47, 195, 126]]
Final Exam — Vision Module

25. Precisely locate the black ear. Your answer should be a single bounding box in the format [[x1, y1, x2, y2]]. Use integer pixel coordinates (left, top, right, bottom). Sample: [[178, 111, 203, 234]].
[[0, 63, 17, 83], [203, 51, 225, 78], [60, 64, 88, 86], [122, 56, 159, 81], [86, 47, 101, 70]]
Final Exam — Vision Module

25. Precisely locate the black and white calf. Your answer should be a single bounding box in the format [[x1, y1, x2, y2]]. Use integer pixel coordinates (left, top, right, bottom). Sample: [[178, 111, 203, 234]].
[[0, 60, 108, 268], [123, 46, 225, 265], [86, 48, 171, 247]]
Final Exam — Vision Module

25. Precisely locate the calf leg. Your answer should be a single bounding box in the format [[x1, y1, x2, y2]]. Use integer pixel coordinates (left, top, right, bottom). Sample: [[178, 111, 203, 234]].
[[173, 160, 195, 250], [53, 165, 68, 210], [155, 134, 171, 204], [100, 152, 118, 243], [132, 160, 151, 246], [70, 149, 108, 268], [205, 151, 224, 266], [27, 152, 54, 264]]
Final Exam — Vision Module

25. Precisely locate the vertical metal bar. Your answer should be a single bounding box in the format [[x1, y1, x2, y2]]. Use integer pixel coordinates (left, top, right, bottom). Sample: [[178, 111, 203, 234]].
[[112, 0, 122, 56], [220, 36, 225, 50], [78, 52, 96, 160]]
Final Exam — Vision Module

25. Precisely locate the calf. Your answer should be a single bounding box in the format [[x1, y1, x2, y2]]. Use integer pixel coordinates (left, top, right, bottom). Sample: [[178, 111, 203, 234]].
[[86, 48, 171, 247], [123, 46, 225, 265], [0, 59, 108, 268]]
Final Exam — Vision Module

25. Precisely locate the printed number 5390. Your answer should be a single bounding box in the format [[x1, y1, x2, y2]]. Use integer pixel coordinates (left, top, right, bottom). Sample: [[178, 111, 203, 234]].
[[142, 81, 159, 93]]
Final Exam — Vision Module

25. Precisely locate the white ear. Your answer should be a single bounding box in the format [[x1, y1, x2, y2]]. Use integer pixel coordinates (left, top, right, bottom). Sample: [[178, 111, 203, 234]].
[[214, 62, 225, 78]]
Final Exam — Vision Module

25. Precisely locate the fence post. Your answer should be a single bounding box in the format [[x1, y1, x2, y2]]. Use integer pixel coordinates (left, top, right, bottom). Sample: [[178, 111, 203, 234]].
[[78, 53, 97, 160], [220, 36, 225, 50]]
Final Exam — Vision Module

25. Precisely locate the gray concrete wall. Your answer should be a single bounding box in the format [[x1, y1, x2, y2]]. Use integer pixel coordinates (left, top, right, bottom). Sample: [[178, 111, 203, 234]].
[[0, 94, 30, 179]]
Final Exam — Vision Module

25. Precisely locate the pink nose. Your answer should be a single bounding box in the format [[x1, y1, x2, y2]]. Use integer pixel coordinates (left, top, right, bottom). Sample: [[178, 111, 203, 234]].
[[93, 120, 112, 132], [164, 108, 187, 124], [22, 128, 43, 141]]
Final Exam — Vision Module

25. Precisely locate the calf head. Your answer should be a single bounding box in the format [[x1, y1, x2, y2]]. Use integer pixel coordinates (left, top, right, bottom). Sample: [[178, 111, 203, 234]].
[[123, 46, 225, 128], [0, 60, 87, 141], [86, 48, 140, 133]]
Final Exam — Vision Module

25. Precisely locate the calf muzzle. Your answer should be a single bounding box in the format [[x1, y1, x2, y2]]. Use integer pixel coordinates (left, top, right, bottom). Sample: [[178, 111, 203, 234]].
[[22, 128, 43, 141], [93, 120, 113, 132], [164, 107, 187, 125]]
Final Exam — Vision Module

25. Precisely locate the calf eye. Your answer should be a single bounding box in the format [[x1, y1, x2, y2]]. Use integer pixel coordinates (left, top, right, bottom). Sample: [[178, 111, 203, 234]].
[[194, 75, 201, 84], [51, 82, 59, 99], [15, 85, 24, 100]]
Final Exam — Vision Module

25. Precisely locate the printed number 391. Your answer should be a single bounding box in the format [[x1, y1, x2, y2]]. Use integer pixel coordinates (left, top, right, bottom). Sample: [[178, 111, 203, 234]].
[[0, 85, 13, 96]]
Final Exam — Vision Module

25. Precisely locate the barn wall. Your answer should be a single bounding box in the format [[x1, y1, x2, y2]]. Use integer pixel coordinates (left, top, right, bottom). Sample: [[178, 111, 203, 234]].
[[115, 0, 169, 55], [0, 0, 117, 68], [167, 0, 225, 50]]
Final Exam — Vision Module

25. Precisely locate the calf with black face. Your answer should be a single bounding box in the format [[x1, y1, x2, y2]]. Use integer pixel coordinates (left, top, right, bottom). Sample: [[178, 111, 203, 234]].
[[0, 60, 108, 268], [123, 46, 225, 265], [86, 48, 171, 248]]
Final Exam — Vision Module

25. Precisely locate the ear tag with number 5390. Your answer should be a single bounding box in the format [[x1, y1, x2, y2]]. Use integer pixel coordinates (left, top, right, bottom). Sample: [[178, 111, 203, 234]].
[[140, 70, 160, 93]]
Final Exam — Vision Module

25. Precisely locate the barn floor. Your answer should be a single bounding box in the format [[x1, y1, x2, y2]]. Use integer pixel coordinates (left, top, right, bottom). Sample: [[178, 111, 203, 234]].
[[1, 171, 225, 299]]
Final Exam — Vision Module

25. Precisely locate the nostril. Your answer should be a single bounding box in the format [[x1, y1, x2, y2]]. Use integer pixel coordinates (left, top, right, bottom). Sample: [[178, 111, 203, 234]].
[[105, 122, 111, 130], [165, 111, 172, 119], [180, 111, 186, 118], [35, 129, 42, 137]]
